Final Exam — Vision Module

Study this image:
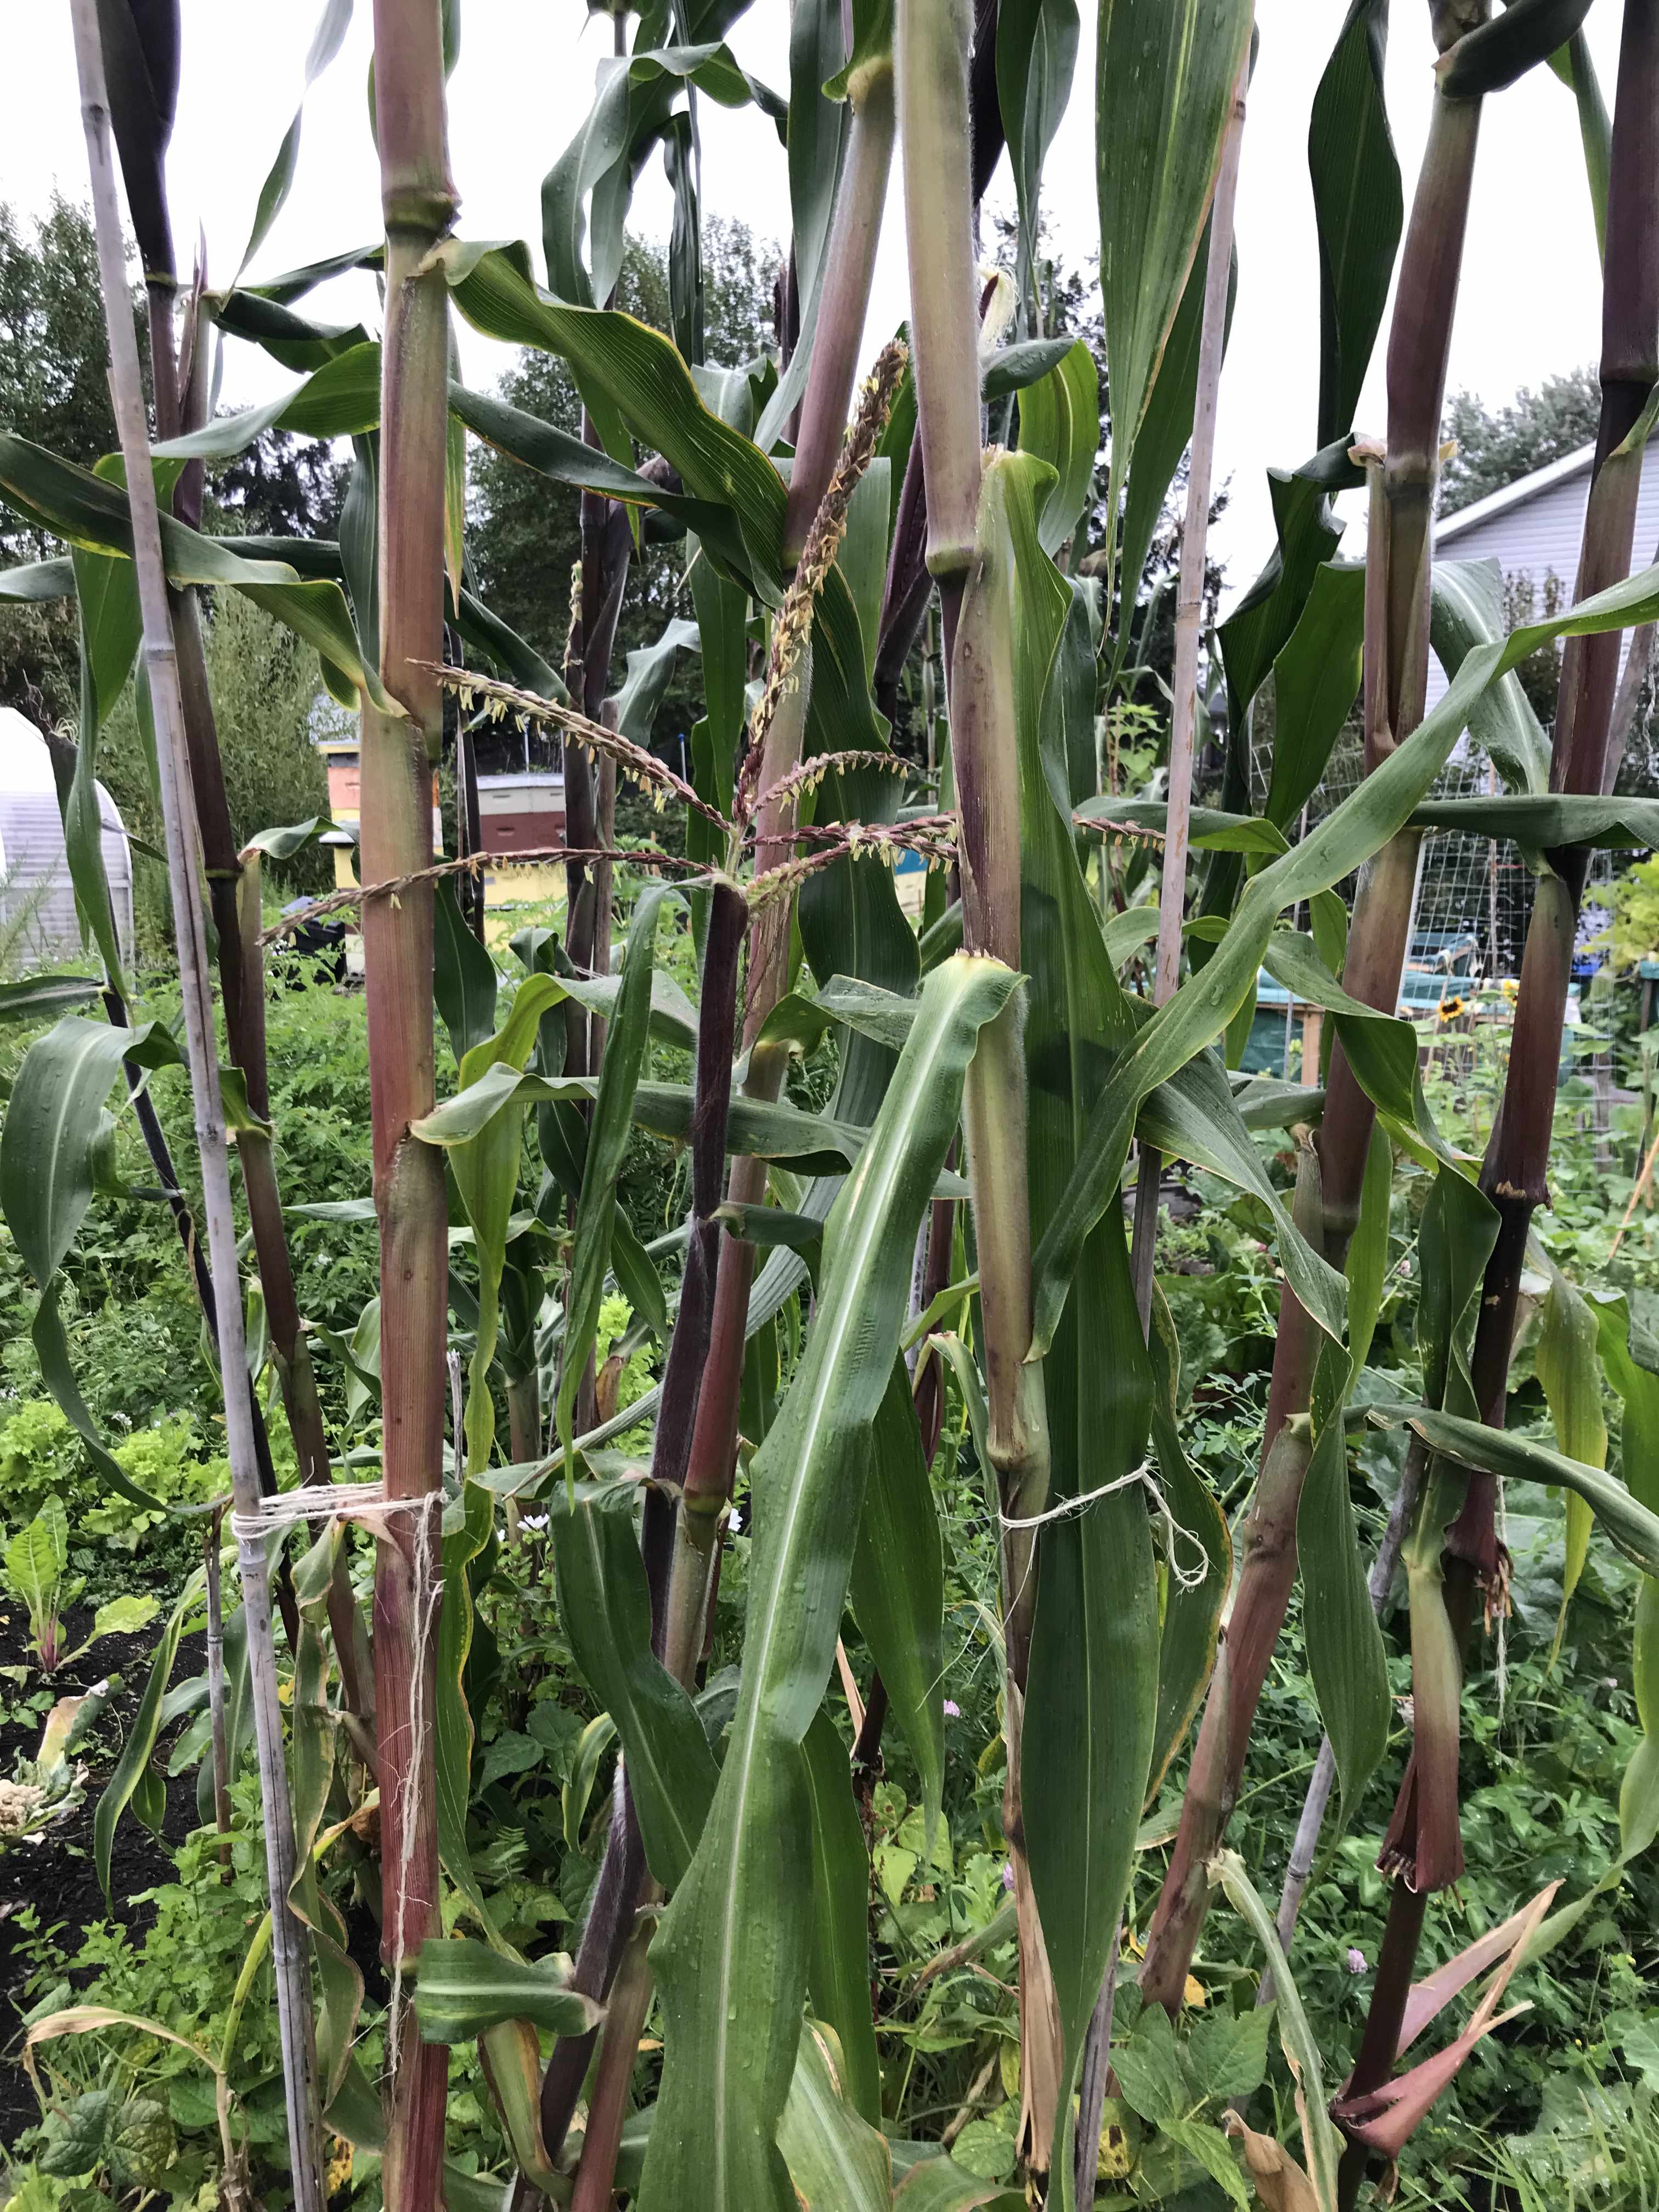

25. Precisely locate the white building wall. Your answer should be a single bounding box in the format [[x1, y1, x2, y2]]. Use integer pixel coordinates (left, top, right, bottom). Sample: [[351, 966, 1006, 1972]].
[[1425, 439, 1659, 711]]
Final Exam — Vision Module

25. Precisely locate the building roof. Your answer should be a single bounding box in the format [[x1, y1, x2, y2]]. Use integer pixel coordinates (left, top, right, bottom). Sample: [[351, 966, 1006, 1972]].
[[1436, 442, 1598, 545]]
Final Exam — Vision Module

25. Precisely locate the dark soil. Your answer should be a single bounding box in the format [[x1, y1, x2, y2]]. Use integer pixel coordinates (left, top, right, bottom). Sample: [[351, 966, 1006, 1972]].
[[0, 1594, 200, 2151]]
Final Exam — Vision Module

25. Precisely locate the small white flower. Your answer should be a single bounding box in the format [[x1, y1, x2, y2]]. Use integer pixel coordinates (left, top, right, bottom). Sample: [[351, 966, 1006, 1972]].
[[1346, 1947, 1368, 1975], [520, 1513, 550, 1532], [728, 1506, 743, 1534]]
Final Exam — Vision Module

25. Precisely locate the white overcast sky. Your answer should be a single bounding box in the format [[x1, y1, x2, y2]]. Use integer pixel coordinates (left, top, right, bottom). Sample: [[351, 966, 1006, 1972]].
[[2, 2, 1627, 613]]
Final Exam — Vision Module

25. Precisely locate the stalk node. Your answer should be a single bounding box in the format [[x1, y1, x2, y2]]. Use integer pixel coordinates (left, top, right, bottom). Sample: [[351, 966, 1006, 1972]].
[[384, 184, 460, 239]]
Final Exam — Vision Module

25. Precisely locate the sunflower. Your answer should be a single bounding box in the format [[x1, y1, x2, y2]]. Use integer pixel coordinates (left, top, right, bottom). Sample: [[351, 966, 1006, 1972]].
[[1438, 995, 1466, 1022]]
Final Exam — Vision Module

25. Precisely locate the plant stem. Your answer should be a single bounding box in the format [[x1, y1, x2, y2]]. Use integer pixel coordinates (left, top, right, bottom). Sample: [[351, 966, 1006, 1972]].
[[1267, 1437, 1425, 1979], [1340, 10, 1659, 2176], [782, 56, 896, 567], [1141, 1, 1488, 2011], [534, 879, 748, 2165], [669, 677, 815, 1685], [568, 1902, 657, 2212], [364, 3, 458, 2200], [899, 0, 1066, 2166], [71, 7, 326, 2202]]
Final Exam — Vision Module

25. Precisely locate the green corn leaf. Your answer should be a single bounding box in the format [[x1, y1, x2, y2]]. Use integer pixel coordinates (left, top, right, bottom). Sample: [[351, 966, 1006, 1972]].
[[797, 775, 922, 1128], [1146, 1285, 1230, 1800], [563, 1713, 617, 1853], [435, 1480, 504, 1937], [609, 618, 703, 743], [1263, 560, 1366, 830], [0, 555, 76, 602], [1387, 1408, 1659, 1579], [0, 974, 103, 1024], [1440, 0, 1596, 98], [414, 1936, 603, 2044], [1015, 336, 1100, 558], [30, 1282, 167, 1521], [555, 888, 665, 1477], [1415, 1165, 1499, 1421], [982, 449, 1158, 2206], [789, 0, 851, 312], [476, 2013, 562, 2192], [1297, 1124, 1394, 1808], [66, 540, 142, 995], [1096, 0, 1252, 555], [210, 285, 375, 375], [800, 1712, 883, 2126], [1076, 798, 1288, 855], [447, 969, 566, 1474], [151, 343, 382, 464], [998, 0, 1081, 306], [637, 953, 1018, 2212], [433, 882, 499, 1066], [0, 436, 385, 707], [1136, 1047, 1347, 1344], [449, 381, 754, 587], [1310, 0, 1401, 446], [1028, 543, 1659, 1351], [1409, 791, 1659, 850], [1259, 930, 1454, 1169], [0, 1014, 179, 1288], [1429, 558, 1550, 796], [285, 1523, 363, 2103], [541, 39, 783, 314], [416, 1064, 871, 1174], [776, 2019, 892, 2211], [1536, 1258, 1608, 1656], [94, 1570, 204, 1901], [238, 0, 354, 274], [547, 1483, 718, 1887], [1549, 29, 1611, 258], [849, 1361, 945, 1840], [1218, 438, 1359, 740], [1210, 1850, 1342, 2210], [1592, 1291, 1659, 1515], [983, 336, 1077, 399], [442, 240, 788, 601]]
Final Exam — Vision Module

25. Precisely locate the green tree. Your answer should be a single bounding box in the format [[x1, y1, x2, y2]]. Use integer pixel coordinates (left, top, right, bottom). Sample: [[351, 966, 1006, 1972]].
[[0, 196, 141, 721], [1440, 365, 1601, 515], [0, 197, 341, 729]]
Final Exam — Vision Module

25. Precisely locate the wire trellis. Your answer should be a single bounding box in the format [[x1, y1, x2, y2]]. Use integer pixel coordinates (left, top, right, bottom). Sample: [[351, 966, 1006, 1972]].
[[1248, 721, 1613, 998]]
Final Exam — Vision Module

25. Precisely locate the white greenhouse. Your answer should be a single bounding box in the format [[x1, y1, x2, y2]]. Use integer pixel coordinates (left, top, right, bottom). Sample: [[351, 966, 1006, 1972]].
[[0, 707, 132, 971]]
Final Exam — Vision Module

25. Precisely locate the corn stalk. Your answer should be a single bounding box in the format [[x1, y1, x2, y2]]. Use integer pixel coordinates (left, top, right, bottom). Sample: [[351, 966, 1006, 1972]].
[[364, 1, 458, 2199], [1139, 0, 1493, 2015], [896, 0, 1065, 2158], [1336, 6, 1659, 2192]]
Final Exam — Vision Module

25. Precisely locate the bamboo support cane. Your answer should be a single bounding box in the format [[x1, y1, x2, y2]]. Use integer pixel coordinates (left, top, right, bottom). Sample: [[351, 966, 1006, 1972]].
[[69, 7, 327, 2204]]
